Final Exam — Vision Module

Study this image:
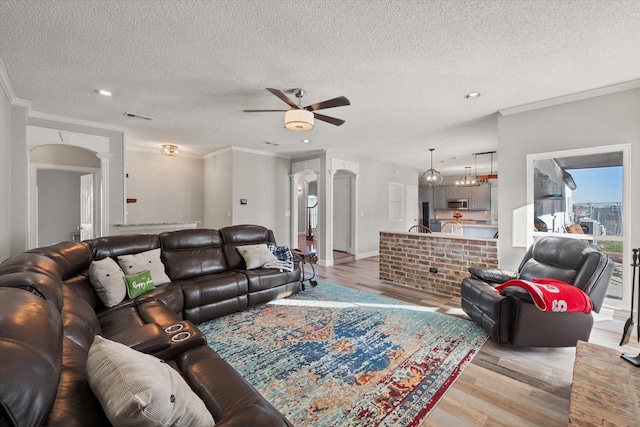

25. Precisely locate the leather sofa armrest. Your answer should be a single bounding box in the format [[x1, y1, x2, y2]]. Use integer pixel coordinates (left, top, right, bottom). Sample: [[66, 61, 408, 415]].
[[468, 267, 517, 284], [108, 323, 172, 354], [461, 278, 513, 343]]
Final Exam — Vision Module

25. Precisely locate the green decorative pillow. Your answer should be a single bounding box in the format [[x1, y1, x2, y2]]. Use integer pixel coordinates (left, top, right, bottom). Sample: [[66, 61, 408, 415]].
[[87, 336, 214, 427], [124, 270, 155, 299], [117, 248, 171, 285]]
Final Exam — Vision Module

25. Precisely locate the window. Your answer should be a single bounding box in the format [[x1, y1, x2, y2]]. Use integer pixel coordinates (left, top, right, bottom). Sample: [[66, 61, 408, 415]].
[[529, 146, 628, 306]]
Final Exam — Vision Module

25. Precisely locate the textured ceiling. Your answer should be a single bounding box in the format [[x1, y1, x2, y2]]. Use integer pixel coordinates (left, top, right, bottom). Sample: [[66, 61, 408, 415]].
[[1, 0, 640, 175]]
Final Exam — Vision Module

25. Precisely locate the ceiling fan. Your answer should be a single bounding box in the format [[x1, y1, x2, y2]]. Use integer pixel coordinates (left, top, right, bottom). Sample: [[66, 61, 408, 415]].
[[243, 88, 350, 131]]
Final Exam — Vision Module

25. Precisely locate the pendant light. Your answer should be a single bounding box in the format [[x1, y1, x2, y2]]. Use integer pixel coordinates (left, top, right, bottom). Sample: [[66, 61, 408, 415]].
[[420, 148, 443, 189]]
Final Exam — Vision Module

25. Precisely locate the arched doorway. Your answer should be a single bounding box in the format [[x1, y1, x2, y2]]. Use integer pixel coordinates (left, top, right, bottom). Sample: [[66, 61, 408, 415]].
[[27, 126, 112, 248]]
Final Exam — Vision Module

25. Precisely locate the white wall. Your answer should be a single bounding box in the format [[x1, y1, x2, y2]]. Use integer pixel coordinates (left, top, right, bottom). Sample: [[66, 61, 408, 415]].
[[497, 88, 640, 270], [125, 149, 204, 225], [320, 149, 420, 261], [37, 169, 83, 245], [10, 104, 28, 255], [27, 117, 126, 238], [0, 81, 11, 261], [203, 148, 233, 229], [232, 149, 291, 244], [30, 144, 101, 167]]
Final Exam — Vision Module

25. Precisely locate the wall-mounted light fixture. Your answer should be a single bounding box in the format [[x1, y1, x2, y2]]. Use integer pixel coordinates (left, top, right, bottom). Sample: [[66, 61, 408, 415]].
[[161, 144, 179, 156]]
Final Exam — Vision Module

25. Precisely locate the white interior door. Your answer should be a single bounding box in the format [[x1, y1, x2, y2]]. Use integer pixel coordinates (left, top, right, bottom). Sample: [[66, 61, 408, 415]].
[[333, 175, 350, 252], [405, 185, 418, 230], [80, 173, 94, 240]]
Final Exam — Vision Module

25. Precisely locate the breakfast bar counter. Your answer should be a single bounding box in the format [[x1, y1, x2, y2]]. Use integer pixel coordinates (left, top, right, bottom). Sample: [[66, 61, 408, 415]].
[[379, 231, 498, 298]]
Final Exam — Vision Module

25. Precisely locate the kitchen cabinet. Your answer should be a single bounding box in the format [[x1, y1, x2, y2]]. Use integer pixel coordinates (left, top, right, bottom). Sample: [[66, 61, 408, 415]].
[[434, 187, 447, 209], [470, 185, 491, 210], [434, 184, 491, 211], [457, 186, 473, 199]]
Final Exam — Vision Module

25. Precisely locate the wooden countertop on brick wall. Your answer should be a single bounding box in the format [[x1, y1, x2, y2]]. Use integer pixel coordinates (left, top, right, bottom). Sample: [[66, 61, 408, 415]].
[[383, 230, 497, 241]]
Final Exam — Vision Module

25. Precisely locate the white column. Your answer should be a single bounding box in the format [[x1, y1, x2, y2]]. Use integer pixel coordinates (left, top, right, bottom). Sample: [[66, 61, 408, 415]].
[[96, 152, 113, 237]]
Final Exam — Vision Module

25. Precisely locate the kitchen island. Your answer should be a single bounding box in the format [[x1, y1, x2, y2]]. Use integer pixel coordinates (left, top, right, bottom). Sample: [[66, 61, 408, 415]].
[[379, 231, 498, 298]]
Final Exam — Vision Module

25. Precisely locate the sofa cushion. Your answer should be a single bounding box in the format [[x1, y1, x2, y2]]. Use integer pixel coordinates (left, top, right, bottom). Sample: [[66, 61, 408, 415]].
[[28, 241, 92, 280], [61, 285, 103, 350], [243, 268, 301, 293], [118, 248, 171, 285], [87, 336, 214, 427], [89, 257, 126, 307], [124, 270, 155, 298], [87, 234, 161, 262], [0, 288, 63, 427], [237, 244, 277, 269], [159, 229, 228, 280], [220, 225, 273, 270], [175, 346, 290, 427]]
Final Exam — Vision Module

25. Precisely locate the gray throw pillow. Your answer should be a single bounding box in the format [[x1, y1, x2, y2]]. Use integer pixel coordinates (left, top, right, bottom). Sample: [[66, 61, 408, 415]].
[[237, 244, 277, 269], [87, 335, 214, 427], [89, 257, 126, 307]]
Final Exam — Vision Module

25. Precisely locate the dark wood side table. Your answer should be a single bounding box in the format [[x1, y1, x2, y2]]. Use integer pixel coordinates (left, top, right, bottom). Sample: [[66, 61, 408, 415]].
[[292, 249, 318, 290]]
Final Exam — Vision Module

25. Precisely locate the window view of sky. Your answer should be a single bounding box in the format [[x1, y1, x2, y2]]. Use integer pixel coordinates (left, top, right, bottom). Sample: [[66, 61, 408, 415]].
[[568, 167, 622, 204]]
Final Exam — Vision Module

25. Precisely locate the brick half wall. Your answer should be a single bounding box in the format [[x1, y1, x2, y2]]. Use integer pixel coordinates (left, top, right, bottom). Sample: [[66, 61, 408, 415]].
[[379, 232, 498, 298]]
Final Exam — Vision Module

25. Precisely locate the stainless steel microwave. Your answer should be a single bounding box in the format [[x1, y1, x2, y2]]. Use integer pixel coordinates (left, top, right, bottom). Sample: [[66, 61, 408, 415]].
[[447, 199, 469, 210]]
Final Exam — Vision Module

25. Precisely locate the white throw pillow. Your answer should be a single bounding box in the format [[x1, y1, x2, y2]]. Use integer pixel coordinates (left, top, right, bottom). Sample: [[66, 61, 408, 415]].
[[89, 257, 126, 307], [87, 335, 214, 427], [236, 244, 278, 269], [117, 248, 171, 285]]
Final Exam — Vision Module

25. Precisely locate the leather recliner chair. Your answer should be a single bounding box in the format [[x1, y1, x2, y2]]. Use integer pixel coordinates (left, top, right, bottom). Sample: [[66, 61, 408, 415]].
[[461, 236, 614, 347]]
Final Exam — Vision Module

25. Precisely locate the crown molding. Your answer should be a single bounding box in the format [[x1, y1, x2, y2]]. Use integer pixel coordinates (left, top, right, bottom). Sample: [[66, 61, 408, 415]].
[[0, 57, 31, 111], [499, 79, 640, 116], [126, 144, 204, 159], [203, 145, 292, 160], [28, 110, 128, 132]]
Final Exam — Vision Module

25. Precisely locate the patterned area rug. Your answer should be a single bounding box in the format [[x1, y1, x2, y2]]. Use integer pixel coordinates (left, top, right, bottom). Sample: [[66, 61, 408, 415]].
[[198, 281, 488, 426]]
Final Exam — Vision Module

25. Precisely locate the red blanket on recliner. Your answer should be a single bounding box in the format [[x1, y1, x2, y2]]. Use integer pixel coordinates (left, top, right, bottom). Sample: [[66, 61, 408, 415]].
[[495, 278, 593, 314]]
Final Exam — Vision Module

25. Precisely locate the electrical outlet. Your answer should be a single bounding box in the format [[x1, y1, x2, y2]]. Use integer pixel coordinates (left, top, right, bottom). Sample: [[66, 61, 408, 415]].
[[429, 267, 438, 274]]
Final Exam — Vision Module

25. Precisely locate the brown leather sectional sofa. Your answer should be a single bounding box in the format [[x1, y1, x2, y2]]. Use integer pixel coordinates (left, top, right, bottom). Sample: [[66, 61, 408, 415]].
[[0, 224, 300, 427]]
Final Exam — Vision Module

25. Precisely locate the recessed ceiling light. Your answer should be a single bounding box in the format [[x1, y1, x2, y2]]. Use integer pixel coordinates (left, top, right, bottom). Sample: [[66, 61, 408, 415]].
[[301, 139, 310, 144], [464, 92, 481, 99], [449, 156, 461, 160], [96, 89, 113, 97]]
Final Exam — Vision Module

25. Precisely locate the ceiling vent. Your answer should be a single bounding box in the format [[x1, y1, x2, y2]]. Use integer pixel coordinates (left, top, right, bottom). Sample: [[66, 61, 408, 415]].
[[123, 112, 154, 121]]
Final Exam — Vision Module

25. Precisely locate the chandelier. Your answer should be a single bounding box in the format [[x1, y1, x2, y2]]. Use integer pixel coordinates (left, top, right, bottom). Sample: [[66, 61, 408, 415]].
[[420, 148, 443, 189], [455, 154, 481, 187]]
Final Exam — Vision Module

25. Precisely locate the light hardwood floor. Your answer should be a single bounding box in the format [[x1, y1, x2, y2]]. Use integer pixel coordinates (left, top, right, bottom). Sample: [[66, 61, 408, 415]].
[[309, 256, 640, 427]]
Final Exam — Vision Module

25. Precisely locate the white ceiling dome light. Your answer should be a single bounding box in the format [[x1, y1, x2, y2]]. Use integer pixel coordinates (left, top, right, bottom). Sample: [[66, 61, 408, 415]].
[[284, 109, 314, 131]]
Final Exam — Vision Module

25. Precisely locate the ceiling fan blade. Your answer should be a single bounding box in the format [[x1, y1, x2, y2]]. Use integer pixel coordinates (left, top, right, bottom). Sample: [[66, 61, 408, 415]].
[[243, 109, 288, 112], [266, 88, 299, 109], [305, 96, 350, 112], [313, 113, 345, 126]]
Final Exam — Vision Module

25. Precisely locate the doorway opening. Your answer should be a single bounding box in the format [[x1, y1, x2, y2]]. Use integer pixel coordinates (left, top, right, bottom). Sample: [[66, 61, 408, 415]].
[[29, 145, 100, 247], [332, 170, 355, 264]]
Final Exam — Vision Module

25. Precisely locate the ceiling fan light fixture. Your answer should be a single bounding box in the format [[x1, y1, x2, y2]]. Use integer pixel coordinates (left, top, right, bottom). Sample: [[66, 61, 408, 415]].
[[284, 109, 314, 131]]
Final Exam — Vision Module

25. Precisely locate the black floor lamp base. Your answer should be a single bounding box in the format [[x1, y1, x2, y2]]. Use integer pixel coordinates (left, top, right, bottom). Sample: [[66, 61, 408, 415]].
[[621, 352, 640, 366]]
